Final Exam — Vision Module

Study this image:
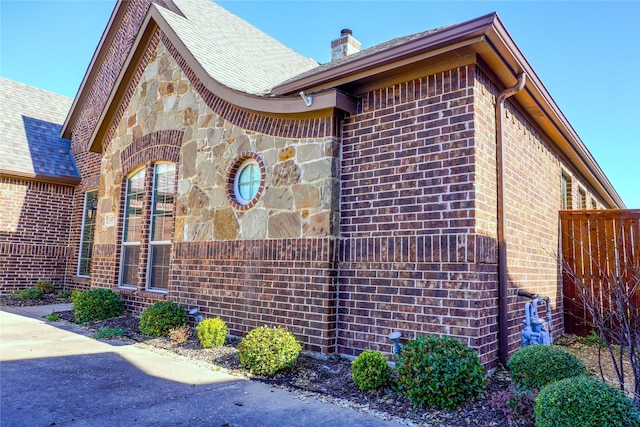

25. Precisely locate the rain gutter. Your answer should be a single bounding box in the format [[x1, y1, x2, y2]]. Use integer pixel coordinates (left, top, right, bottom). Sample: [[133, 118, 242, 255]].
[[496, 72, 527, 365]]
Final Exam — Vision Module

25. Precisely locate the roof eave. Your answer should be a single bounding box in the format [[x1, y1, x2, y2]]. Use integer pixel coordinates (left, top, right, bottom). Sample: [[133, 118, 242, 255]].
[[61, 1, 125, 140], [272, 12, 498, 96], [61, 0, 187, 141], [273, 12, 624, 209], [0, 169, 81, 187], [484, 17, 625, 209]]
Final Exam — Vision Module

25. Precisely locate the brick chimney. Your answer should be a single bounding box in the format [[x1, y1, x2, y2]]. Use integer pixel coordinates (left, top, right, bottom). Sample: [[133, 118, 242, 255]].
[[331, 29, 361, 61]]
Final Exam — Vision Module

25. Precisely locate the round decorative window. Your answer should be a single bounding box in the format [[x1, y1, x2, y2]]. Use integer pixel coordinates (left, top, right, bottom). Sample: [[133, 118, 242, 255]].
[[227, 153, 264, 209]]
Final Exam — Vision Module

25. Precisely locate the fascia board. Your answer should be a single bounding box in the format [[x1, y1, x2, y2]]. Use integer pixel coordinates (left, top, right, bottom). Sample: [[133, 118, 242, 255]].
[[485, 17, 625, 208], [272, 13, 498, 95], [61, 1, 125, 140], [0, 169, 81, 186]]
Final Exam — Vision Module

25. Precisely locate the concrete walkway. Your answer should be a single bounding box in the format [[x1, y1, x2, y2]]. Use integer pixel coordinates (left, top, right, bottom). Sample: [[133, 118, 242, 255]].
[[0, 305, 401, 427]]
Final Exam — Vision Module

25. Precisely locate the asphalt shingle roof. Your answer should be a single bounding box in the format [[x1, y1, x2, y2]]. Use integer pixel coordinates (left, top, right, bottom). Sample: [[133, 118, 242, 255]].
[[159, 0, 319, 95], [279, 25, 451, 86], [0, 77, 78, 180]]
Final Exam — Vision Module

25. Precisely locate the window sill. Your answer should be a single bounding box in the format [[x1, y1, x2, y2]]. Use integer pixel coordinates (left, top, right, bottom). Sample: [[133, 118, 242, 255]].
[[114, 287, 168, 301]]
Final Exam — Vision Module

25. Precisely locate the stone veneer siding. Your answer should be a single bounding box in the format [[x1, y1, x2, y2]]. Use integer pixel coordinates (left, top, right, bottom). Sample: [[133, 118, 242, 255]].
[[0, 178, 74, 291], [91, 30, 341, 353]]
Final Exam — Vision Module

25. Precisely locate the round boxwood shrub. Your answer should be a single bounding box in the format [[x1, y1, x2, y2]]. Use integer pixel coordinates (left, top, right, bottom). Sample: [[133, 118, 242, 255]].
[[508, 344, 587, 390], [535, 376, 640, 427], [72, 288, 124, 323], [138, 301, 188, 337], [238, 326, 302, 376], [196, 317, 228, 348], [351, 350, 392, 391], [395, 335, 487, 409]]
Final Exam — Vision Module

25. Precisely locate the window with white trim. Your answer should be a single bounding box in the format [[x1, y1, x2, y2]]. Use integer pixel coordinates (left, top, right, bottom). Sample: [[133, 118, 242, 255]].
[[78, 190, 98, 277], [119, 162, 176, 291], [147, 163, 175, 290], [120, 168, 145, 287]]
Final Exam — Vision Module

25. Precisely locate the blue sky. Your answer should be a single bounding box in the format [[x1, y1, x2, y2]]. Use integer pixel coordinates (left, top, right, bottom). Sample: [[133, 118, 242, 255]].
[[1, 1, 638, 208]]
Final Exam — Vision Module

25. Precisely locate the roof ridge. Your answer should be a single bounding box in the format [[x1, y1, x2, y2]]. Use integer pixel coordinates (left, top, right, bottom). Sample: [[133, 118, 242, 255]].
[[157, 0, 318, 94]]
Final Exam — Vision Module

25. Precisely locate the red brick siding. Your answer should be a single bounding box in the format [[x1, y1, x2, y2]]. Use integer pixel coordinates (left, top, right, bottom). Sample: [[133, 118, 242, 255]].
[[338, 65, 503, 365], [164, 238, 338, 354], [472, 67, 606, 359], [90, 244, 119, 288], [341, 66, 475, 239], [64, 1, 168, 290], [0, 178, 74, 291]]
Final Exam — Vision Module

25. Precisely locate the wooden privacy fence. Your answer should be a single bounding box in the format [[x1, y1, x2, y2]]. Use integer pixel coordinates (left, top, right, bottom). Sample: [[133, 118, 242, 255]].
[[560, 209, 640, 336]]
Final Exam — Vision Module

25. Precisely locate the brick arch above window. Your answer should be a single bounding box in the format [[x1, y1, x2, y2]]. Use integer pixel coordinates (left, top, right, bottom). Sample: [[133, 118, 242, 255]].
[[121, 130, 183, 176]]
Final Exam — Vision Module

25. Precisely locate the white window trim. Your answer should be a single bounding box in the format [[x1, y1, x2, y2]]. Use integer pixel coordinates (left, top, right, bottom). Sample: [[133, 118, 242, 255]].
[[118, 168, 144, 289], [77, 189, 98, 277], [145, 163, 174, 292], [146, 241, 171, 292]]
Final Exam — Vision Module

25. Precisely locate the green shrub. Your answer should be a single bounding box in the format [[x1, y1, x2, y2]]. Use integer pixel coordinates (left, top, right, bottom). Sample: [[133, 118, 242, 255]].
[[238, 326, 302, 376], [56, 290, 74, 299], [138, 301, 188, 337], [395, 335, 487, 409], [508, 344, 587, 390], [69, 290, 82, 303], [18, 288, 44, 301], [577, 330, 607, 348], [94, 326, 125, 340], [351, 350, 392, 391], [43, 312, 60, 322], [35, 280, 55, 294], [196, 318, 228, 348], [72, 288, 124, 323], [535, 376, 640, 427], [168, 325, 193, 344]]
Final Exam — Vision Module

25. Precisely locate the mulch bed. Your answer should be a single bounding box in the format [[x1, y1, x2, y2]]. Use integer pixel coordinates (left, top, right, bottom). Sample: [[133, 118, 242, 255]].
[[51, 310, 530, 426]]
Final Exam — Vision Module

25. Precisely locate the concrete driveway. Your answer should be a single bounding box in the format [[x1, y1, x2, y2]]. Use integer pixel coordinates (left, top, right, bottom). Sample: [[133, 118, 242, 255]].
[[0, 305, 401, 427]]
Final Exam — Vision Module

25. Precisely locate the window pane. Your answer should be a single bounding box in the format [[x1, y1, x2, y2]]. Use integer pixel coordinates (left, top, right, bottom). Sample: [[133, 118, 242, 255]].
[[123, 169, 145, 242], [237, 162, 260, 202], [78, 190, 98, 276], [149, 244, 170, 290], [121, 245, 140, 286], [151, 163, 175, 242]]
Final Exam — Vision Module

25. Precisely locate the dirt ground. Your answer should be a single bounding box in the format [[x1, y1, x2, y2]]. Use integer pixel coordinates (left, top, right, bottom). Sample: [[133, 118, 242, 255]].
[[1, 294, 635, 426]]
